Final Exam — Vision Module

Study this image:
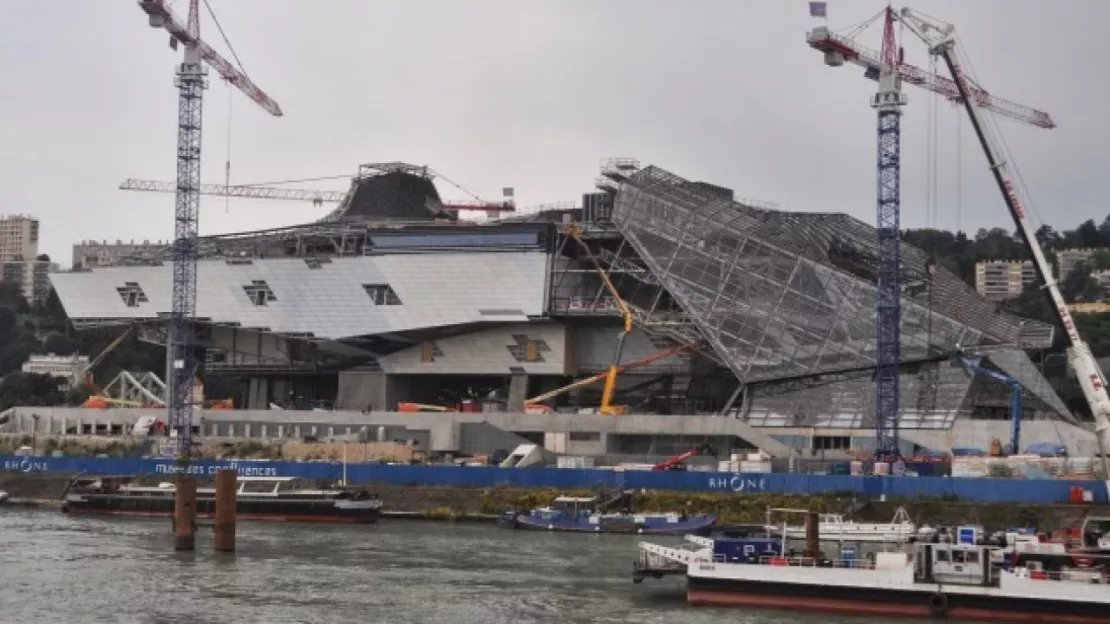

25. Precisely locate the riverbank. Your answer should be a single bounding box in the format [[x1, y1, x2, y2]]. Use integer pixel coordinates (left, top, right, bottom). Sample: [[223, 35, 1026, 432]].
[[4, 473, 1106, 529]]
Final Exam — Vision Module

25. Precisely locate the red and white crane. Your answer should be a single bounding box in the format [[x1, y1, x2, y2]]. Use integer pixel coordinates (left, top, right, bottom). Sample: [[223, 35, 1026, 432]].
[[806, 19, 1054, 128], [894, 7, 1110, 494]]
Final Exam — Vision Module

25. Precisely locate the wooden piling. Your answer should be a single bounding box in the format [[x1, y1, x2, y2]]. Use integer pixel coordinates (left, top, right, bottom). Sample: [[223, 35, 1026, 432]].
[[173, 476, 197, 551], [213, 469, 237, 553], [804, 511, 820, 560]]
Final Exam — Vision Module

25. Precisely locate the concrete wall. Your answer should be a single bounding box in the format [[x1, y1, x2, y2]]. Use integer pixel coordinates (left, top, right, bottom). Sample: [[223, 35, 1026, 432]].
[[4, 406, 795, 458], [378, 323, 569, 375]]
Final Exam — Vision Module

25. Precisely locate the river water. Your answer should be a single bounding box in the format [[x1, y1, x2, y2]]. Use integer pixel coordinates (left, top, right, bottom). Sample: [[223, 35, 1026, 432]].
[[0, 509, 978, 624]]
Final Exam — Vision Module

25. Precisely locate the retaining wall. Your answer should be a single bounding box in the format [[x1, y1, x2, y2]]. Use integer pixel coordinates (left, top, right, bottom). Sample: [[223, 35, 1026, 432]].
[[1, 456, 1102, 504]]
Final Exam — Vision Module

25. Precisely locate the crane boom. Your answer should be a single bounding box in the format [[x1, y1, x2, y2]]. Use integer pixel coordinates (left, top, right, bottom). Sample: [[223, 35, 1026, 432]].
[[901, 8, 1110, 489], [139, 0, 282, 117], [806, 26, 1054, 129], [565, 223, 634, 415], [118, 178, 517, 212]]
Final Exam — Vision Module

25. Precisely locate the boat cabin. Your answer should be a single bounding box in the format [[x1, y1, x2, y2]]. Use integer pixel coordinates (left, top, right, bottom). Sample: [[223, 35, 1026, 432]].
[[915, 541, 1000, 587]]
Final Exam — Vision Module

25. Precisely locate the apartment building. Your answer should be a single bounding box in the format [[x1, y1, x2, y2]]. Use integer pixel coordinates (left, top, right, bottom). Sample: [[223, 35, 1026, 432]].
[[974, 260, 1036, 301], [1057, 248, 1099, 279], [21, 353, 90, 389], [0, 215, 54, 304], [72, 239, 168, 269], [0, 215, 39, 262]]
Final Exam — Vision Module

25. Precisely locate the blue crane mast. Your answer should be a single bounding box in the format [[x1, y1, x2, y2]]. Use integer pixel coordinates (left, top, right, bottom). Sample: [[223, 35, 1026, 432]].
[[806, 6, 1054, 462], [871, 8, 907, 460], [137, 0, 282, 457]]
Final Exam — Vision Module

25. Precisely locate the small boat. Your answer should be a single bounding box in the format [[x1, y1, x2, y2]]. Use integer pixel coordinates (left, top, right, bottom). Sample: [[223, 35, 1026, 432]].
[[0, 490, 9, 505], [499, 489, 716, 535], [636, 527, 1110, 622], [764, 506, 932, 544], [61, 475, 381, 524]]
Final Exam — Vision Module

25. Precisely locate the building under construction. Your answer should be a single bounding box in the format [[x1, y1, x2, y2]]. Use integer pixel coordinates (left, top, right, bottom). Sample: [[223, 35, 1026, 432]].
[[46, 160, 1089, 460]]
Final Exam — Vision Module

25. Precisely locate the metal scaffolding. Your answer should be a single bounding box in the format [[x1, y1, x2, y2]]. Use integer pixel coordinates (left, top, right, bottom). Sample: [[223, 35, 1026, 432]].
[[609, 164, 1062, 427]]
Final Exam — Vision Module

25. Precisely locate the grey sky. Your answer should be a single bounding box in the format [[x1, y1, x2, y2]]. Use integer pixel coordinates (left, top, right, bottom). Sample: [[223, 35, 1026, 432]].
[[2, 0, 1104, 266]]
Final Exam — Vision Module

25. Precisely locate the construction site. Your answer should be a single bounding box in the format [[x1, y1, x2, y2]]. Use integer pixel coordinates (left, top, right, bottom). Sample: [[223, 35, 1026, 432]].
[[9, 2, 1105, 470]]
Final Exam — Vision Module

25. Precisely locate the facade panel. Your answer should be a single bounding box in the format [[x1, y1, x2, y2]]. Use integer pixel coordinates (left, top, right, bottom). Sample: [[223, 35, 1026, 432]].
[[50, 251, 549, 338]]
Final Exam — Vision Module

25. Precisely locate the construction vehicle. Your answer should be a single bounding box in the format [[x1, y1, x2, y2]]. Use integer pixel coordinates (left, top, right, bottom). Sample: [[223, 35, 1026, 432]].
[[897, 8, 1110, 491], [652, 443, 718, 472], [523, 340, 703, 413], [952, 354, 1023, 455], [562, 223, 634, 415]]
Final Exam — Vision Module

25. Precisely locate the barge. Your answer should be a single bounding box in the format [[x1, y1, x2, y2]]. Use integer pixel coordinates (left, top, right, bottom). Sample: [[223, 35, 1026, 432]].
[[499, 490, 716, 535], [636, 529, 1110, 622], [61, 475, 382, 524]]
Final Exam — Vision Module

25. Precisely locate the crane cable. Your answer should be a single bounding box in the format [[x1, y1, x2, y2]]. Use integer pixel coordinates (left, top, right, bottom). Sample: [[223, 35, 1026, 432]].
[[202, 0, 249, 213]]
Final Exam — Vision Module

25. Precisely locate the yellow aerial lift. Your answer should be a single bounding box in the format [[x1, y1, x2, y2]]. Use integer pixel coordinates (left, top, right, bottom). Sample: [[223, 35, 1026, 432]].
[[563, 223, 635, 415]]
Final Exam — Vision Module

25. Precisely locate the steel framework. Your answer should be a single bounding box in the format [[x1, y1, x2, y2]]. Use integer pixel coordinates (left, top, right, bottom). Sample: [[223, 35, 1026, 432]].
[[872, 9, 907, 457], [608, 163, 1065, 435], [168, 50, 206, 454]]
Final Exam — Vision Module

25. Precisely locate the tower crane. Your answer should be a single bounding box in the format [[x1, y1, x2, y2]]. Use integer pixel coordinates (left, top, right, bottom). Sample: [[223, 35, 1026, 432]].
[[117, 178, 517, 214], [805, 8, 1055, 460], [893, 7, 1110, 495], [137, 0, 281, 456]]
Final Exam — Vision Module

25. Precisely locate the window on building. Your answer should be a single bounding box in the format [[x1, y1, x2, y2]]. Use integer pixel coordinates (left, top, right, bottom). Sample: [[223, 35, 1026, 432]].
[[242, 280, 277, 306], [225, 258, 253, 266], [507, 334, 550, 362], [812, 436, 851, 451], [419, 341, 443, 363], [363, 284, 401, 305], [568, 431, 600, 442], [116, 282, 149, 308]]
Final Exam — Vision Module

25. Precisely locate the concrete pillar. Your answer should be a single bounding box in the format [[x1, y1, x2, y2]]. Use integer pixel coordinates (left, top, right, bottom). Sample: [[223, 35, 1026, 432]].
[[277, 425, 285, 438], [336, 371, 409, 411], [244, 423, 252, 438], [507, 374, 529, 412], [173, 477, 197, 551], [247, 377, 272, 410], [293, 425, 301, 438], [260, 424, 268, 439], [213, 469, 237, 553]]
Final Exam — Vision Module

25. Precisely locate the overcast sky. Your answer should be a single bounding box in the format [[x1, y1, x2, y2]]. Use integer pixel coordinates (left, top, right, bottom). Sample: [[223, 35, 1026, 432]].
[[2, 0, 1104, 266]]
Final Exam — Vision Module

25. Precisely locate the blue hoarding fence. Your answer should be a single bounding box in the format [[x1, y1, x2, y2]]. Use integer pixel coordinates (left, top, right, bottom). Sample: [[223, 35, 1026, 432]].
[[0, 456, 1102, 504]]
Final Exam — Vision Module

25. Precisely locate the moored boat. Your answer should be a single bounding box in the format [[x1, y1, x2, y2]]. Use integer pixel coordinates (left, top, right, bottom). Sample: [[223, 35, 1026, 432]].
[[61, 475, 381, 524], [500, 489, 716, 535], [764, 506, 933, 544], [0, 489, 8, 505], [636, 527, 1110, 622]]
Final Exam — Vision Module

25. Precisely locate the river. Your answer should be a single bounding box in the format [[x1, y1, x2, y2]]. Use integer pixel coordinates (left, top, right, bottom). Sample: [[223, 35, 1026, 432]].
[[0, 509, 983, 623]]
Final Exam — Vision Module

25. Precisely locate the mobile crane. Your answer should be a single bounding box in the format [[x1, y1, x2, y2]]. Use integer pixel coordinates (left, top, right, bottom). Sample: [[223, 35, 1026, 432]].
[[897, 8, 1110, 492]]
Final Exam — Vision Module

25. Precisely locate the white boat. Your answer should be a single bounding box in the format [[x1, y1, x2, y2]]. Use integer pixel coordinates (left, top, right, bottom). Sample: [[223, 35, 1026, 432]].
[[635, 529, 1110, 622], [0, 490, 8, 505], [764, 506, 931, 543]]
